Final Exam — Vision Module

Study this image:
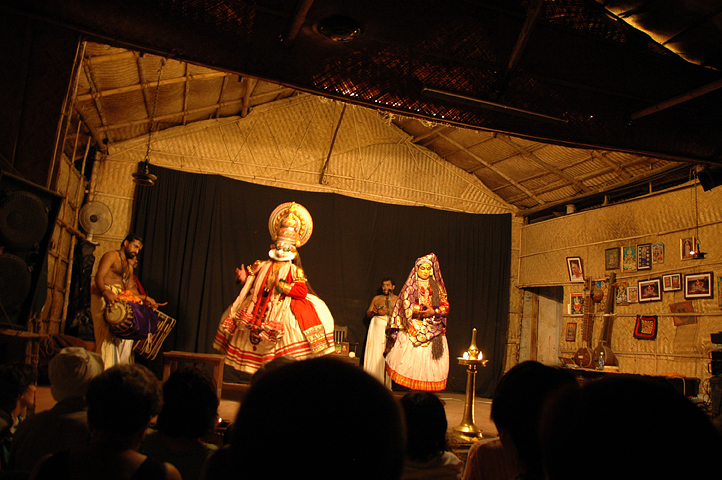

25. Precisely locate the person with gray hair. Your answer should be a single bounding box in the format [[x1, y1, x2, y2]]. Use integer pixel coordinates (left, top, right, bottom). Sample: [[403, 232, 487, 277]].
[[9, 347, 104, 473]]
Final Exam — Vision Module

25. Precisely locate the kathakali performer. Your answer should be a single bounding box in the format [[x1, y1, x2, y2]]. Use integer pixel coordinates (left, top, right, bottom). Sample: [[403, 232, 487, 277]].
[[214, 202, 335, 374], [385, 253, 450, 391]]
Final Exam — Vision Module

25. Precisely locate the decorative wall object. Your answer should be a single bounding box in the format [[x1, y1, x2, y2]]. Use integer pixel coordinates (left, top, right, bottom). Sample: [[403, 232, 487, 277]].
[[622, 245, 637, 272], [662, 273, 681, 292], [566, 257, 584, 282], [615, 281, 628, 306], [669, 301, 696, 326], [638, 278, 662, 302], [637, 243, 651, 270], [684, 272, 714, 299], [680, 237, 698, 260], [633, 315, 658, 340], [651, 243, 664, 264], [570, 293, 584, 315], [627, 286, 638, 303], [565, 322, 577, 342], [605, 247, 620, 270]]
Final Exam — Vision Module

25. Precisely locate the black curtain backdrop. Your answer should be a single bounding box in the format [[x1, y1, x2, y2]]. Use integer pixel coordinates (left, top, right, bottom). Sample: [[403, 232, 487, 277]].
[[132, 166, 511, 396]]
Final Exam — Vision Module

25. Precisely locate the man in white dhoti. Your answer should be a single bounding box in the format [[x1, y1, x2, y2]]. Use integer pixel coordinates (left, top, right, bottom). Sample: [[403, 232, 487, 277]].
[[363, 278, 397, 388]]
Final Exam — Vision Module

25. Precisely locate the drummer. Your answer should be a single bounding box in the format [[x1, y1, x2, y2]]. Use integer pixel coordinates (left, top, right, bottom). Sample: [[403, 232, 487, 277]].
[[90, 234, 157, 369]]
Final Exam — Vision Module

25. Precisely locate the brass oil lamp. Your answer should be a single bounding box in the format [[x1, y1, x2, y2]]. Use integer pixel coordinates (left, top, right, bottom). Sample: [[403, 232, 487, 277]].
[[453, 328, 488, 440]]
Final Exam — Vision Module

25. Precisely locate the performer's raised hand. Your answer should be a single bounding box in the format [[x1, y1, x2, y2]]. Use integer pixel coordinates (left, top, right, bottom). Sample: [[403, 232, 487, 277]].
[[235, 265, 247, 284]]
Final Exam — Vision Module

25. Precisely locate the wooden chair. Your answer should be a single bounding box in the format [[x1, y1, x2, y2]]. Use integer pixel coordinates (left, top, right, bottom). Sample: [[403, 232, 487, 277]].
[[162, 351, 225, 399]]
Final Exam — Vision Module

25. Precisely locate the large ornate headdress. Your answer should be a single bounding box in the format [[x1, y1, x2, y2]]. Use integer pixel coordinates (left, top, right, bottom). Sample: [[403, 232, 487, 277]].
[[267, 202, 313, 261]]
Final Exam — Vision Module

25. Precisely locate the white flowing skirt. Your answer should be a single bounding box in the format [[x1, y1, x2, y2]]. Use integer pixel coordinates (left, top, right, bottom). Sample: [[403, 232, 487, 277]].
[[385, 330, 448, 391], [214, 294, 335, 375]]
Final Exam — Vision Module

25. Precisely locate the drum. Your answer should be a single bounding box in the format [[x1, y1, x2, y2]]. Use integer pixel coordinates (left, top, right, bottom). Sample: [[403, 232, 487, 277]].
[[134, 310, 176, 360], [104, 300, 159, 340]]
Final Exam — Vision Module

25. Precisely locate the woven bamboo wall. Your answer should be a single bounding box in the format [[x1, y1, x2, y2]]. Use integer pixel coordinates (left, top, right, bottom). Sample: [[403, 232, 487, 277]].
[[90, 93, 513, 266], [517, 182, 722, 392]]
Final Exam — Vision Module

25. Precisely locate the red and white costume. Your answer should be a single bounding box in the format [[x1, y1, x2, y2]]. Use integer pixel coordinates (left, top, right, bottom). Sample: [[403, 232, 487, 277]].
[[214, 203, 334, 374]]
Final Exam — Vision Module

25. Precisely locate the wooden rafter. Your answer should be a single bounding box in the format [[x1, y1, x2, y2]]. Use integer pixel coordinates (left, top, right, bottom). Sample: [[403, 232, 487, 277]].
[[76, 72, 228, 102], [437, 132, 545, 205], [182, 64, 190, 125], [517, 162, 686, 217], [215, 75, 230, 118], [135, 53, 152, 120], [241, 77, 258, 118], [81, 59, 110, 144], [98, 88, 294, 132], [497, 134, 592, 194]]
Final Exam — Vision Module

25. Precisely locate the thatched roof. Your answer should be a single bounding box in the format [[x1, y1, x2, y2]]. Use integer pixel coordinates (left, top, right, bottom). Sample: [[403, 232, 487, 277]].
[[8, 0, 722, 220]]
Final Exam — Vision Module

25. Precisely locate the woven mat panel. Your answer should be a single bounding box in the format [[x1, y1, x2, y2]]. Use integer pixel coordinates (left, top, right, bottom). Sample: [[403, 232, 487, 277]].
[[103, 94, 512, 215], [519, 184, 722, 380]]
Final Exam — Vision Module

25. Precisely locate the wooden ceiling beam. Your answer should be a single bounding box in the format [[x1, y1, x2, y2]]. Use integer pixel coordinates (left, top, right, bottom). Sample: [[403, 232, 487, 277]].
[[497, 134, 592, 194], [182, 64, 190, 125], [438, 132, 545, 205], [241, 77, 258, 118], [135, 53, 152, 120], [76, 72, 228, 102], [98, 88, 294, 132], [215, 75, 230, 118], [81, 60, 110, 144], [517, 162, 686, 217]]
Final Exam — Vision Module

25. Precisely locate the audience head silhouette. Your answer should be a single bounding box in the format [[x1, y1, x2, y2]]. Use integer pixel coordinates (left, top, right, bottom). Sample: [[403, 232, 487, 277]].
[[540, 374, 722, 480], [86, 364, 162, 439], [400, 391, 448, 462], [490, 361, 578, 480], [231, 356, 405, 480], [156, 368, 219, 439]]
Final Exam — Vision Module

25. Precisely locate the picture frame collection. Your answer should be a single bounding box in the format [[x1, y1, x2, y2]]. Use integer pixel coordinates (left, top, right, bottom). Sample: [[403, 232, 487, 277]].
[[573, 240, 715, 308]]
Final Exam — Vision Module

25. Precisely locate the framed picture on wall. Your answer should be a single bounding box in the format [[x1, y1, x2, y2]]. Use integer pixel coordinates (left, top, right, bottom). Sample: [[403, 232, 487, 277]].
[[570, 293, 584, 315], [637, 243, 652, 270], [651, 243, 664, 264], [565, 322, 577, 342], [622, 245, 637, 272], [662, 273, 681, 292], [638, 278, 662, 302], [605, 247, 620, 270], [680, 237, 698, 260], [684, 272, 714, 299], [615, 281, 629, 306], [566, 257, 584, 282], [628, 286, 639, 303]]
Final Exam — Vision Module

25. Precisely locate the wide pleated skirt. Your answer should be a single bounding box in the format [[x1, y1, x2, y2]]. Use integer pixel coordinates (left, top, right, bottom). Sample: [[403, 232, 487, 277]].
[[385, 330, 448, 391], [214, 294, 335, 375]]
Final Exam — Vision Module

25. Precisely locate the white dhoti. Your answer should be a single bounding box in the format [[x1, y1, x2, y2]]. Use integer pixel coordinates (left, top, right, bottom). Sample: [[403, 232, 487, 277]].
[[363, 315, 392, 388], [90, 285, 135, 369]]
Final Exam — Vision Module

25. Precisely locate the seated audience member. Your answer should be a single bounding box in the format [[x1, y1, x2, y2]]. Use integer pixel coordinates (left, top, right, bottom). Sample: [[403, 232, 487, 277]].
[[201, 356, 405, 480], [199, 355, 298, 479], [540, 374, 722, 480], [10, 348, 103, 473], [29, 364, 181, 480], [141, 368, 220, 480], [0, 363, 38, 472], [463, 361, 578, 480], [399, 391, 463, 480]]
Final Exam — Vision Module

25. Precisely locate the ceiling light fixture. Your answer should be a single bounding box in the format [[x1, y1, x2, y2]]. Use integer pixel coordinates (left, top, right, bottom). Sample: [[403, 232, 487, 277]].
[[133, 58, 165, 186], [316, 15, 363, 42], [689, 169, 706, 259]]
